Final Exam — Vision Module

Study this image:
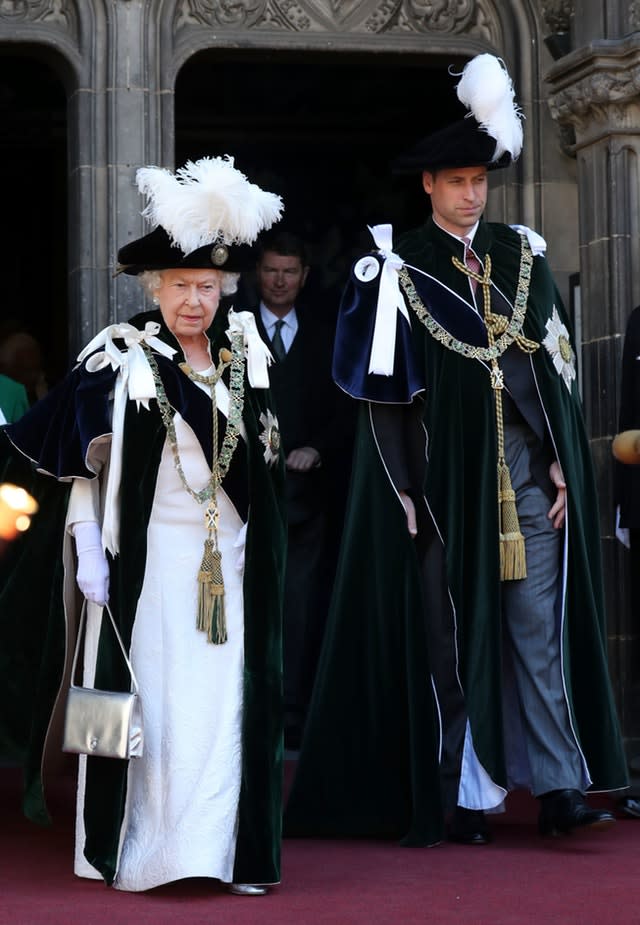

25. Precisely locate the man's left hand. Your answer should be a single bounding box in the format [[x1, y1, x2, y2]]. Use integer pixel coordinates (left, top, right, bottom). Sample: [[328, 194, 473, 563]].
[[286, 447, 321, 471], [548, 460, 566, 529]]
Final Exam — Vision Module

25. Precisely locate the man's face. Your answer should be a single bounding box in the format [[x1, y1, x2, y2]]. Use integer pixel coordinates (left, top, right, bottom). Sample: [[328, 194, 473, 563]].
[[422, 166, 488, 237], [257, 251, 309, 316]]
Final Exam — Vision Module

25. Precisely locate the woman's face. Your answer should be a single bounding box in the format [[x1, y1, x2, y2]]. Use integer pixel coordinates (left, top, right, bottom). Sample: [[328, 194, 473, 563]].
[[156, 268, 222, 340]]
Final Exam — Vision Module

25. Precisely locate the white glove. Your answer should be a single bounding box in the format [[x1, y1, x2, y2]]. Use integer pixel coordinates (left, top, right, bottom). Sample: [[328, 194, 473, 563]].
[[74, 521, 110, 604]]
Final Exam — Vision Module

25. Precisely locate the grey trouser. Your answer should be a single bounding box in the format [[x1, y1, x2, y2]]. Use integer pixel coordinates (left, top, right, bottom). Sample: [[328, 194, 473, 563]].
[[501, 423, 584, 796], [430, 423, 584, 809]]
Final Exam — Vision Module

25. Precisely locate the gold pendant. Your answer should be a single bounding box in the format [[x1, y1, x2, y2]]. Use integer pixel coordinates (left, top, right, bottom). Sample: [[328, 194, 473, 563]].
[[490, 367, 505, 390]]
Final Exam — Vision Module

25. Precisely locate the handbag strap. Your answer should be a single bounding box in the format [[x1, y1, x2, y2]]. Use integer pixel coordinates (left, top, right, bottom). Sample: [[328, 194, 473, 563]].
[[70, 600, 139, 694]]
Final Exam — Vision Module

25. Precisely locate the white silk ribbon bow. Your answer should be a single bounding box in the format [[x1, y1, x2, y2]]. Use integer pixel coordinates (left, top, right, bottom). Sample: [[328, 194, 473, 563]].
[[509, 224, 547, 257], [78, 322, 176, 408], [367, 224, 410, 376], [77, 322, 176, 555], [227, 309, 272, 389]]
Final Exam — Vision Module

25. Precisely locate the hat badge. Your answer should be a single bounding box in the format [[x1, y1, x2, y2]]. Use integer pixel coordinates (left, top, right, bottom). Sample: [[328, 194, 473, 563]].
[[210, 243, 229, 267]]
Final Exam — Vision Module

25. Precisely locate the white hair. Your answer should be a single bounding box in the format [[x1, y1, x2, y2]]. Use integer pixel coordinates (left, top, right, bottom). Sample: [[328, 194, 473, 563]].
[[138, 268, 240, 299]]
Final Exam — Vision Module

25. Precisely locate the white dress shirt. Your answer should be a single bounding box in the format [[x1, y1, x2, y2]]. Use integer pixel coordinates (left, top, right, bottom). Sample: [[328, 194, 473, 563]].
[[259, 303, 299, 355]]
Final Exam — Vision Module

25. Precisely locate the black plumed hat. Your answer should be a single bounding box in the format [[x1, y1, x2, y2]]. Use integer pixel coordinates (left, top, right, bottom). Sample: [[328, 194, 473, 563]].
[[117, 226, 256, 276], [116, 156, 283, 276], [392, 54, 523, 174]]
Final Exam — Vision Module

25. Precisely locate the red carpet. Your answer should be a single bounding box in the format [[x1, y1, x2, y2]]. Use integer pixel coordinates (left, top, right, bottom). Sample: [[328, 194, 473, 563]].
[[2, 766, 640, 925]]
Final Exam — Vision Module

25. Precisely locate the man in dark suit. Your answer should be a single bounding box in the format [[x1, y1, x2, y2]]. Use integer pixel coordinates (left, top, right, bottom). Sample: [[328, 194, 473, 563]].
[[252, 231, 342, 747], [617, 306, 640, 573], [615, 305, 640, 819]]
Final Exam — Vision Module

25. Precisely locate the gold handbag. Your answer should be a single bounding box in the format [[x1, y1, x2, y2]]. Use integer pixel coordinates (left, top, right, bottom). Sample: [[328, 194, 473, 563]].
[[62, 601, 143, 759]]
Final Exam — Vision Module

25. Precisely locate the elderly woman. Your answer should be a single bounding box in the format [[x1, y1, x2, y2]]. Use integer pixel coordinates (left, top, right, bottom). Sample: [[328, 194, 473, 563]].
[[0, 158, 286, 895]]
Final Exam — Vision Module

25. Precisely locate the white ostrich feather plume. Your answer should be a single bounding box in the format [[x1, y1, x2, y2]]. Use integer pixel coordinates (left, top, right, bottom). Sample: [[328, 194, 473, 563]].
[[136, 156, 284, 256], [455, 54, 523, 162]]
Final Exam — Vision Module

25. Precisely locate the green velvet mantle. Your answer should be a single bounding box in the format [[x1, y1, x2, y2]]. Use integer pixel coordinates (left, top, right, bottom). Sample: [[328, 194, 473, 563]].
[[285, 400, 444, 845], [397, 219, 627, 791], [0, 309, 287, 886], [0, 431, 70, 824], [286, 219, 627, 843]]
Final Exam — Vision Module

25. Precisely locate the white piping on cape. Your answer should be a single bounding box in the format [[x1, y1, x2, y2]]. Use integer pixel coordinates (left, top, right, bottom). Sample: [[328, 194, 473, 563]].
[[472, 271, 592, 791], [368, 401, 506, 810], [76, 312, 266, 557], [529, 354, 592, 790], [418, 410, 506, 810], [77, 322, 177, 555], [368, 225, 546, 376]]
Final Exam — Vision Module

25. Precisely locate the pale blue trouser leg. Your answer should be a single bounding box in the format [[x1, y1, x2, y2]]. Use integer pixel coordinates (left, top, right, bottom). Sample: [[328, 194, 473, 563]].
[[501, 426, 584, 796]]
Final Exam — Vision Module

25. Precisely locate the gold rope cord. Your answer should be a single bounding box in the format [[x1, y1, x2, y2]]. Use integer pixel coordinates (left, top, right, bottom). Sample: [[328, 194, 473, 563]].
[[146, 341, 245, 642], [400, 236, 539, 581]]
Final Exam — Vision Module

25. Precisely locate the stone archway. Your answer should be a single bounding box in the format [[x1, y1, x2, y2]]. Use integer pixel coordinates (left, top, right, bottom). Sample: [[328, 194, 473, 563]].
[[158, 0, 584, 292], [1, 1, 560, 341], [1, 0, 635, 754], [163, 0, 545, 226], [0, 0, 111, 357], [0, 52, 68, 382]]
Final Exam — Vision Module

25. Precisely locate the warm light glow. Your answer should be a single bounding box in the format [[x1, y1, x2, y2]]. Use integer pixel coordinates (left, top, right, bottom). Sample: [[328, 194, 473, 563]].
[[0, 483, 39, 540]]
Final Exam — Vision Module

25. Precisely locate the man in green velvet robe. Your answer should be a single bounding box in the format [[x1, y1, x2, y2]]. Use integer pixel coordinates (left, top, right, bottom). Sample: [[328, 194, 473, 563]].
[[286, 53, 627, 846]]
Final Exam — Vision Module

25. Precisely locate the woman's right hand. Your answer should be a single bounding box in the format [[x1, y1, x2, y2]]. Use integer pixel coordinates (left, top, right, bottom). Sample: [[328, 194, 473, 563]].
[[73, 521, 110, 604], [399, 490, 418, 538]]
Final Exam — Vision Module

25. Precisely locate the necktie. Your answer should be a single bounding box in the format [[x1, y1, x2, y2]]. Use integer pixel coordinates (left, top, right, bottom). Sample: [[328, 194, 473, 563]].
[[462, 237, 481, 293], [270, 319, 286, 362]]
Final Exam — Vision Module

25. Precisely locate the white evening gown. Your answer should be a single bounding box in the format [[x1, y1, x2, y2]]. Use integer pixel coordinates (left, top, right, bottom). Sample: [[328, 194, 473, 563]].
[[75, 399, 246, 891]]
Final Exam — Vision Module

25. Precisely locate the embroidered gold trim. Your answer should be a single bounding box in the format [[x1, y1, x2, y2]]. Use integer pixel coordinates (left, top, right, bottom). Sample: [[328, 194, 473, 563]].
[[145, 340, 246, 643], [398, 234, 535, 361], [398, 233, 537, 581]]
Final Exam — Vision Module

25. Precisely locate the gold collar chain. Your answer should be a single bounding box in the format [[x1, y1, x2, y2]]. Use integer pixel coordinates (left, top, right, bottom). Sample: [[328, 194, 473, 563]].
[[145, 338, 246, 643], [398, 233, 538, 361], [399, 234, 539, 582]]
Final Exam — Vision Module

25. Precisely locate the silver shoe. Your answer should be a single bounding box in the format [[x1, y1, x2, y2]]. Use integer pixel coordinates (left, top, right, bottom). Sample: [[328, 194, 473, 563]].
[[228, 883, 268, 896]]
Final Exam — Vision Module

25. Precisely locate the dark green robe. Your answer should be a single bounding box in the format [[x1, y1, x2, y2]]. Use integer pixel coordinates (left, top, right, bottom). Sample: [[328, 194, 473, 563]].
[[285, 219, 627, 843], [0, 309, 287, 885]]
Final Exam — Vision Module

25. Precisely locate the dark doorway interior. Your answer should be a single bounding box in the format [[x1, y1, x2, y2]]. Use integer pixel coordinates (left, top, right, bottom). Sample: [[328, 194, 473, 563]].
[[0, 52, 67, 391], [175, 50, 466, 320]]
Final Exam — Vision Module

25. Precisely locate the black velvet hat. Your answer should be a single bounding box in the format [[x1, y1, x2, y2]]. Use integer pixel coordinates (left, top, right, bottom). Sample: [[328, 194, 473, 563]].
[[392, 116, 513, 174], [116, 156, 283, 276], [392, 54, 523, 174], [117, 226, 256, 276]]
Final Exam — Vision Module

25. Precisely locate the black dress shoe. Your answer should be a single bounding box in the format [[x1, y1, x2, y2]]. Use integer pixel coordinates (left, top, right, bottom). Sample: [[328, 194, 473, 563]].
[[617, 796, 640, 819], [538, 789, 616, 836], [448, 807, 491, 845]]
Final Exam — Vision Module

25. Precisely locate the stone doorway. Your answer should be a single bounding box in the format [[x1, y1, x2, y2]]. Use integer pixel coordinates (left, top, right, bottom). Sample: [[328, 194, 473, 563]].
[[0, 51, 67, 389], [175, 48, 467, 320]]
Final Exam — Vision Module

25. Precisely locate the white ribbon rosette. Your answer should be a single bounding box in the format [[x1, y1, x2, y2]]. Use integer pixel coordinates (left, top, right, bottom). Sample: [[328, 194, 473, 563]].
[[77, 322, 176, 554], [226, 309, 273, 389], [510, 224, 547, 257], [366, 224, 411, 376]]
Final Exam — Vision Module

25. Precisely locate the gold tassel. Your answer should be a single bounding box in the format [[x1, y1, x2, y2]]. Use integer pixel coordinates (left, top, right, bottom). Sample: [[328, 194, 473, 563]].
[[197, 537, 227, 644], [451, 250, 532, 583], [497, 462, 527, 581]]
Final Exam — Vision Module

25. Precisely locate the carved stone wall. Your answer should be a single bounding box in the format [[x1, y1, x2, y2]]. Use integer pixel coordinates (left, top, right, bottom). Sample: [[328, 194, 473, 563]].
[[2, 0, 637, 752], [173, 0, 492, 39], [0, 0, 78, 34], [548, 35, 640, 751], [571, 0, 640, 46], [1, 0, 545, 346]]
